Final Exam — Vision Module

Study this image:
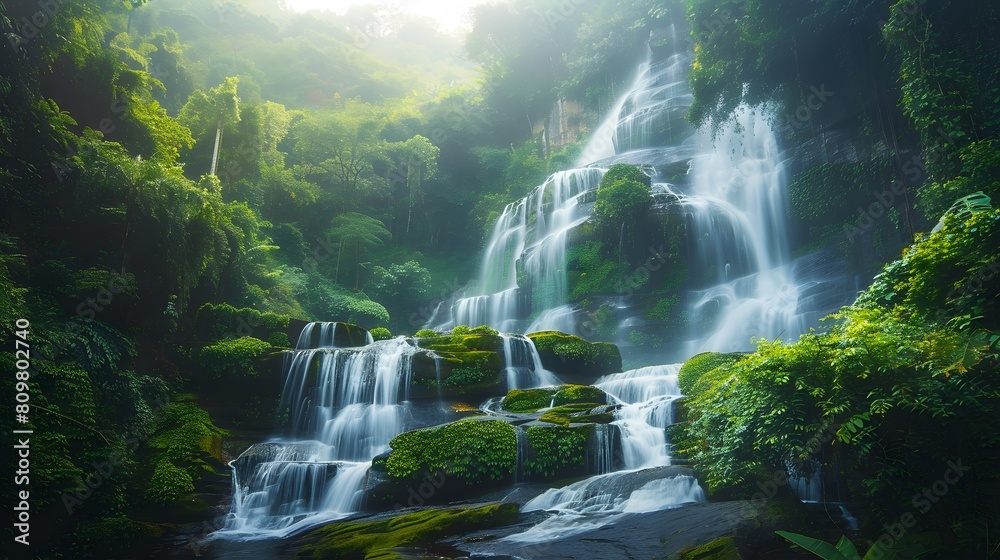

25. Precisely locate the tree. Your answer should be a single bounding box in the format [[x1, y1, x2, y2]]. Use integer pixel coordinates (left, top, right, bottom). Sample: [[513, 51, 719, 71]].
[[179, 76, 242, 176], [325, 212, 391, 289], [366, 260, 432, 331], [389, 135, 440, 236]]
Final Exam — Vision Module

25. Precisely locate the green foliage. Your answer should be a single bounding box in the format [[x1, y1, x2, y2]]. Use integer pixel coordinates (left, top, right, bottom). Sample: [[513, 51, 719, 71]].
[[568, 241, 623, 300], [858, 207, 999, 329], [593, 177, 652, 242], [385, 420, 517, 484], [678, 352, 744, 396], [144, 460, 194, 504], [452, 324, 472, 335], [198, 336, 272, 379], [521, 425, 589, 479], [414, 329, 439, 338], [195, 302, 290, 340], [469, 324, 499, 336], [775, 530, 944, 560], [645, 295, 681, 322], [267, 331, 291, 347], [299, 503, 520, 560], [369, 327, 393, 341], [443, 366, 488, 387], [366, 260, 432, 331], [600, 163, 651, 189]]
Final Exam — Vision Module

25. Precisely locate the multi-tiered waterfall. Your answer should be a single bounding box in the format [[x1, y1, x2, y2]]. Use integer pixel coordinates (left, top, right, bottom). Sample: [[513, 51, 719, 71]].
[[429, 28, 856, 363]]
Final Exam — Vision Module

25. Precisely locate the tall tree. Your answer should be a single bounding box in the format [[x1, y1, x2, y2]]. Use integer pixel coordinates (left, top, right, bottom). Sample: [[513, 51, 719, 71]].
[[179, 76, 242, 176]]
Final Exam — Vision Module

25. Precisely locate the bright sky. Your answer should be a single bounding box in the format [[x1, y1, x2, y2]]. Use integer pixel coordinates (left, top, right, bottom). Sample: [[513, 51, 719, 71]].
[[282, 0, 488, 32]]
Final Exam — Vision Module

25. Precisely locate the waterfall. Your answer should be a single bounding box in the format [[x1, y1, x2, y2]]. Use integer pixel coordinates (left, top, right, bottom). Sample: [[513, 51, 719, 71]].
[[505, 363, 704, 543], [500, 333, 561, 389], [217, 324, 419, 538], [430, 168, 605, 332]]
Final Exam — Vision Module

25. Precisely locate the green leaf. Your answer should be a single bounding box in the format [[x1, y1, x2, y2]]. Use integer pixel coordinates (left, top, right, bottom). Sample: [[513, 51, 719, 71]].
[[776, 531, 855, 560]]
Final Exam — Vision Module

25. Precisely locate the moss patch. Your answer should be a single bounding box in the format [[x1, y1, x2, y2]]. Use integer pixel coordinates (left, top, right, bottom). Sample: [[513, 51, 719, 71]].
[[299, 503, 520, 560], [501, 384, 608, 413], [527, 331, 621, 378], [539, 403, 615, 426], [385, 420, 516, 485]]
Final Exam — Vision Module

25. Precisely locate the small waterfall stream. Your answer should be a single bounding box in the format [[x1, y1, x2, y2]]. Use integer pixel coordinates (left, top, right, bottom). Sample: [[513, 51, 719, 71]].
[[219, 325, 420, 537], [505, 364, 704, 543]]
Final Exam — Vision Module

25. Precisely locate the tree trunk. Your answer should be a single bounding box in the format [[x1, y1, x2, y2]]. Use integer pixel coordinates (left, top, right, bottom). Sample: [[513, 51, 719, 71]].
[[210, 125, 222, 176], [334, 240, 343, 284]]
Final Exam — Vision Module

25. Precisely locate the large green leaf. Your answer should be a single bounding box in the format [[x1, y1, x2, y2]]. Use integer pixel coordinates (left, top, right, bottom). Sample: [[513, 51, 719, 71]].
[[775, 531, 856, 560]]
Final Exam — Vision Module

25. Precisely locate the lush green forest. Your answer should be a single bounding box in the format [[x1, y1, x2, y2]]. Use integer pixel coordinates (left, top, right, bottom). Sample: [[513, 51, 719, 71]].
[[1, 0, 998, 558]]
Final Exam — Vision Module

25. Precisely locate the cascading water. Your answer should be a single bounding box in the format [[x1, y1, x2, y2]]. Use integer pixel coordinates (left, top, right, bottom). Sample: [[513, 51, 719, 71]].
[[430, 168, 605, 333], [433, 20, 855, 362], [500, 333, 561, 389], [505, 364, 704, 543], [217, 324, 420, 538]]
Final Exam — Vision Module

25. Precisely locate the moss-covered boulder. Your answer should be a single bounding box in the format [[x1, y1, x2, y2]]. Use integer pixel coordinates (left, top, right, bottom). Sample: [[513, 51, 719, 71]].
[[538, 403, 618, 426], [679, 536, 744, 559], [408, 333, 505, 400], [501, 384, 609, 413], [678, 352, 744, 396], [527, 331, 622, 383], [298, 503, 520, 559], [368, 419, 517, 507]]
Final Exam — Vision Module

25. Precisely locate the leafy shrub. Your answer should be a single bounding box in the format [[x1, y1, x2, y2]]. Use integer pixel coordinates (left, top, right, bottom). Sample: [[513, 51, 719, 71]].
[[145, 460, 194, 504], [369, 327, 392, 341], [267, 331, 291, 347], [593, 178, 652, 240], [198, 336, 271, 379], [385, 420, 517, 484], [195, 302, 290, 340], [469, 324, 499, 336], [522, 425, 589, 478], [443, 366, 488, 387], [600, 163, 651, 189], [414, 328, 438, 338], [451, 324, 471, 335]]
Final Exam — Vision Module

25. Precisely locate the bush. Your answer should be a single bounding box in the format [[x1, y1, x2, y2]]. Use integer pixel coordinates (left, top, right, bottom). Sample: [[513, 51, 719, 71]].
[[385, 420, 517, 485], [600, 163, 651, 189], [469, 324, 499, 336], [451, 324, 471, 335], [414, 328, 438, 338], [369, 327, 392, 341], [198, 336, 272, 379], [145, 460, 194, 504], [593, 178, 652, 239], [195, 302, 289, 340], [267, 331, 291, 347]]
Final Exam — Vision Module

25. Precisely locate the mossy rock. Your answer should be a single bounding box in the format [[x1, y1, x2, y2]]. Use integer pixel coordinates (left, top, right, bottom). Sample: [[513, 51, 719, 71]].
[[408, 335, 505, 400], [538, 403, 617, 426], [501, 384, 608, 413], [678, 352, 744, 396], [680, 536, 743, 559], [526, 331, 622, 382], [298, 503, 520, 559]]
